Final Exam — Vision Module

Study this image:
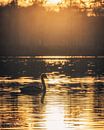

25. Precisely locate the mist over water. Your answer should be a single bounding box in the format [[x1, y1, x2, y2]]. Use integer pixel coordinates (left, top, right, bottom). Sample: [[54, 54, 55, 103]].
[[0, 56, 104, 130], [0, 4, 104, 56]]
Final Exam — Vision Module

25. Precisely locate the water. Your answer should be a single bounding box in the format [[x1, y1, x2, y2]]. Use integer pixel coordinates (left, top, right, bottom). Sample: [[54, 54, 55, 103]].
[[0, 56, 104, 130]]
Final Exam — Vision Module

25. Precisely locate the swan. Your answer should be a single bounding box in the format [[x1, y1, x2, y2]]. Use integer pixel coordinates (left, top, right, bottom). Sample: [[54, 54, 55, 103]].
[[20, 73, 47, 94]]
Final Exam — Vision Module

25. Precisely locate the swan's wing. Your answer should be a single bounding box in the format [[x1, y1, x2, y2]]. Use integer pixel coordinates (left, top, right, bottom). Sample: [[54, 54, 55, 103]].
[[35, 82, 42, 89], [29, 82, 42, 89], [19, 82, 41, 88]]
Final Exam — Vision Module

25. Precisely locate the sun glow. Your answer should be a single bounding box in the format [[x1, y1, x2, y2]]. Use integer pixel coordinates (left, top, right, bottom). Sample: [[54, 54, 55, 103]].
[[0, 0, 103, 15], [45, 0, 63, 5], [43, 0, 68, 12]]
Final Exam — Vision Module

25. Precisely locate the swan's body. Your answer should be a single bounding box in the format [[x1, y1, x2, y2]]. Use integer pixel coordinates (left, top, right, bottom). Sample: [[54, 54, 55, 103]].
[[20, 73, 47, 94]]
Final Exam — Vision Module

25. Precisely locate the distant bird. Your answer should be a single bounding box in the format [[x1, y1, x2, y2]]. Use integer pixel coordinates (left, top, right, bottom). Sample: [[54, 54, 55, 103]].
[[20, 73, 47, 95]]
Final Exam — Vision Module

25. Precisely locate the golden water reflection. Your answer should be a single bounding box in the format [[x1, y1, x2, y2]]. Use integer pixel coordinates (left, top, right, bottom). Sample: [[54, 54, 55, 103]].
[[0, 78, 104, 130], [0, 56, 104, 130]]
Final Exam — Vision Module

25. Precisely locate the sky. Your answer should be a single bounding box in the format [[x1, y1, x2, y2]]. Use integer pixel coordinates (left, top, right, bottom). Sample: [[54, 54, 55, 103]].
[[0, 1, 104, 56]]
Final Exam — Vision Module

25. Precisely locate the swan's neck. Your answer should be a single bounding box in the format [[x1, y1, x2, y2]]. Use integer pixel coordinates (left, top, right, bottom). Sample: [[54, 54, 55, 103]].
[[41, 77, 46, 92]]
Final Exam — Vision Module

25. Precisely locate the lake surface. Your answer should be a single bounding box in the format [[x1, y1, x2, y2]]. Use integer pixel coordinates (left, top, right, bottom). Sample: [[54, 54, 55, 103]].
[[0, 56, 104, 130]]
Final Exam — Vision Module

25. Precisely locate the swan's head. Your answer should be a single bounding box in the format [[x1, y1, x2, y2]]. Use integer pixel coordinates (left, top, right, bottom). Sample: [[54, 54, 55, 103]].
[[41, 73, 48, 79]]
